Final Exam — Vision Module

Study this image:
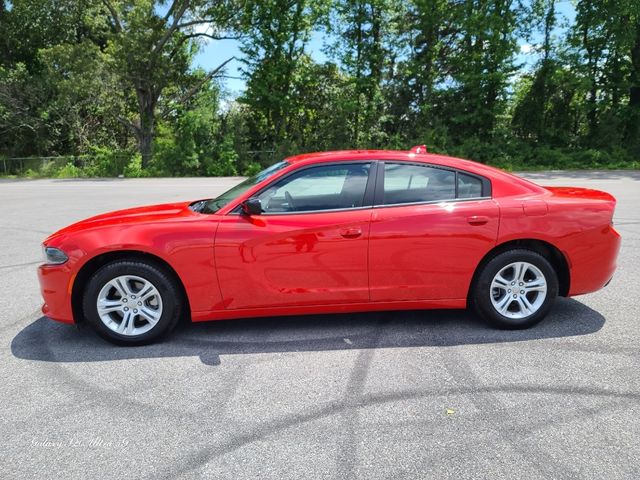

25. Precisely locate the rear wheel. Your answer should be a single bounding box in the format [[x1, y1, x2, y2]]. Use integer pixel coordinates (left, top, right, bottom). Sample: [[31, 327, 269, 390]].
[[82, 260, 183, 345], [472, 249, 558, 329]]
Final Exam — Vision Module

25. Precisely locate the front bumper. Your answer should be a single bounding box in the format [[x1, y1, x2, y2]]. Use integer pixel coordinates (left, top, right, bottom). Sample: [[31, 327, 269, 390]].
[[37, 263, 75, 324]]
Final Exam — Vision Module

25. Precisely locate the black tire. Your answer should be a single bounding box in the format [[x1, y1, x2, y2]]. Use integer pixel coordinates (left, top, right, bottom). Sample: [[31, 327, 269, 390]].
[[82, 260, 183, 346], [471, 249, 558, 329]]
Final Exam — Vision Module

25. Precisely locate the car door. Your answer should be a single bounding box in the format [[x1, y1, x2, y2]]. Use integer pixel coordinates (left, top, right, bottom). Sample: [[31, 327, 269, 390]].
[[369, 162, 499, 302], [214, 162, 375, 310]]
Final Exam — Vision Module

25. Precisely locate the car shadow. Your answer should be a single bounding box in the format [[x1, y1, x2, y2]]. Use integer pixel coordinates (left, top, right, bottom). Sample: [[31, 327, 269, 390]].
[[11, 297, 605, 366]]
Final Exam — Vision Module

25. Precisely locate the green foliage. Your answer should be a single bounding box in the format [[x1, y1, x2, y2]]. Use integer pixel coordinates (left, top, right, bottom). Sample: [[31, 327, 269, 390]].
[[1, 0, 639, 176], [40, 160, 60, 178], [242, 162, 263, 176], [57, 162, 82, 178], [123, 154, 144, 178], [239, 0, 329, 155], [325, 0, 400, 147], [82, 147, 131, 177], [206, 135, 238, 176]]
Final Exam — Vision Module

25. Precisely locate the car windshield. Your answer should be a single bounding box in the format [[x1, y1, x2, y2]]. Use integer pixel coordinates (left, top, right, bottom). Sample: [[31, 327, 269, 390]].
[[192, 161, 289, 214]]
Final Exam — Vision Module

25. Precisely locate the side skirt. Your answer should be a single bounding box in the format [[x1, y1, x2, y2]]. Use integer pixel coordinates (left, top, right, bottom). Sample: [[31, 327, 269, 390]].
[[190, 298, 467, 323]]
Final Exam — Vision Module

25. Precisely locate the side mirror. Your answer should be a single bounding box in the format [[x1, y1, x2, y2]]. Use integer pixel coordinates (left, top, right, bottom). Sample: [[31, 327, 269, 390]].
[[241, 197, 263, 215]]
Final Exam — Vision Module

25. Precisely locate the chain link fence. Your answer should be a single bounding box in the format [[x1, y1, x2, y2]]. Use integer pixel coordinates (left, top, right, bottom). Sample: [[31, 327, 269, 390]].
[[1, 150, 281, 178], [0, 155, 130, 177]]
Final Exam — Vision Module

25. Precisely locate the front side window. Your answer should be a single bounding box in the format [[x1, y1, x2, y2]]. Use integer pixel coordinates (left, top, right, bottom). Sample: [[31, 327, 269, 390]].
[[382, 163, 455, 205], [256, 163, 371, 213]]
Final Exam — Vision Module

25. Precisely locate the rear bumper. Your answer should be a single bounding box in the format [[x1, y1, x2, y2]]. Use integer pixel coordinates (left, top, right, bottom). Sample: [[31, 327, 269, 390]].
[[37, 264, 75, 324], [565, 225, 621, 296]]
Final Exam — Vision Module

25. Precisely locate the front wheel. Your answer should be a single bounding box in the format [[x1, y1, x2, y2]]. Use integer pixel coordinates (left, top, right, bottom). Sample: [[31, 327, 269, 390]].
[[471, 249, 558, 329], [82, 260, 183, 345]]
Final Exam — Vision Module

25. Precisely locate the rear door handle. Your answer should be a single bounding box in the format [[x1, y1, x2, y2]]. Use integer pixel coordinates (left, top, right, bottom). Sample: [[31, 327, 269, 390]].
[[467, 215, 489, 226], [340, 227, 362, 238]]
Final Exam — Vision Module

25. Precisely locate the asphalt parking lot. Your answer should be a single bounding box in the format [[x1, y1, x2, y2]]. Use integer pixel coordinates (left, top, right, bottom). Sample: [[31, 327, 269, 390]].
[[1, 171, 639, 479]]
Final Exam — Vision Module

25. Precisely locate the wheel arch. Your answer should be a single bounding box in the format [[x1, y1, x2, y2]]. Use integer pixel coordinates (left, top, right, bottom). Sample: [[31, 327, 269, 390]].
[[469, 239, 570, 301], [71, 250, 190, 324]]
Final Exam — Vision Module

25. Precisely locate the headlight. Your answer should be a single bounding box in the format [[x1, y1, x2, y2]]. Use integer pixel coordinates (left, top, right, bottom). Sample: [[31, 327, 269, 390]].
[[43, 246, 69, 265]]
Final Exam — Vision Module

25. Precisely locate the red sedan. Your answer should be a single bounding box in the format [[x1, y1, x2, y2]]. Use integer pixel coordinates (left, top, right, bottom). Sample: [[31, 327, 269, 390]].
[[38, 146, 621, 345]]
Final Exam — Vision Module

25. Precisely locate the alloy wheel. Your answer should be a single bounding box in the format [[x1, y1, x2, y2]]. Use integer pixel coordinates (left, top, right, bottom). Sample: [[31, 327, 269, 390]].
[[96, 275, 163, 336], [490, 261, 547, 319]]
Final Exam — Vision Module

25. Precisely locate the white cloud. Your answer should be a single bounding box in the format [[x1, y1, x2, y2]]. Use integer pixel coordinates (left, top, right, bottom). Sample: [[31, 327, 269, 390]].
[[520, 44, 534, 54], [192, 21, 213, 43]]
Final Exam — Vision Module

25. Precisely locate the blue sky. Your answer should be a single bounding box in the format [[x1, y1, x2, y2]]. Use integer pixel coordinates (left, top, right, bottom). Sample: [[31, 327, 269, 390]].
[[192, 1, 577, 97]]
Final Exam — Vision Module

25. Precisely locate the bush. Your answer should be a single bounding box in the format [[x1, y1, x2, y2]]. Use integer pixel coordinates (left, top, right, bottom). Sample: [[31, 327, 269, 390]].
[[448, 137, 504, 165], [57, 162, 82, 178], [83, 146, 130, 177], [40, 159, 63, 177], [198, 134, 239, 176], [242, 162, 262, 176], [206, 154, 238, 176], [123, 154, 144, 178]]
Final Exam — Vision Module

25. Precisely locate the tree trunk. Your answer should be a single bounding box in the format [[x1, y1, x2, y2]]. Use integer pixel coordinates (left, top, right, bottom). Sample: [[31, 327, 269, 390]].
[[137, 123, 154, 169], [581, 2, 599, 144], [354, 2, 364, 147], [135, 85, 156, 169], [539, 0, 556, 141]]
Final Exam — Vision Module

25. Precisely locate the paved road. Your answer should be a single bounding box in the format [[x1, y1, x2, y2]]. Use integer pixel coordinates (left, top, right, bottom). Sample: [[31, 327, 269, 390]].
[[1, 172, 639, 479]]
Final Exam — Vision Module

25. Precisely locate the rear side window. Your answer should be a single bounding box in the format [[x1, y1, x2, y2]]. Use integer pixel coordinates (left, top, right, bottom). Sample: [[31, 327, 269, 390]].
[[382, 163, 455, 205], [457, 172, 483, 198]]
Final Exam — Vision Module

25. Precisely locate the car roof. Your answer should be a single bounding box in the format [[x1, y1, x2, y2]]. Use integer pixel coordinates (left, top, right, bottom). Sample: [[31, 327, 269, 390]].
[[285, 149, 497, 177], [286, 149, 407, 163]]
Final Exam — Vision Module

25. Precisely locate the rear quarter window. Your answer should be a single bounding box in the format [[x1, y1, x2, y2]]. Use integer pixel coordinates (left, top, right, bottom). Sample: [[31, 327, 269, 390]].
[[457, 172, 484, 198]]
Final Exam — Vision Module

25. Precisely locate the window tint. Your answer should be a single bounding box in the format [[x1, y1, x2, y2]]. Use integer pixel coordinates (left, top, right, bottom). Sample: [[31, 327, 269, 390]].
[[457, 172, 483, 198], [257, 163, 371, 213], [382, 163, 455, 204]]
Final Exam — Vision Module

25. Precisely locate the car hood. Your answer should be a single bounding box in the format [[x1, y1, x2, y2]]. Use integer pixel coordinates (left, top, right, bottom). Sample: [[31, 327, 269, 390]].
[[45, 201, 199, 243]]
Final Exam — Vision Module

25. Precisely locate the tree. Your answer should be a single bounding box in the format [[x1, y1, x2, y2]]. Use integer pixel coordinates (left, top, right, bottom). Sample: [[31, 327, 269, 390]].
[[569, 0, 640, 149], [100, 0, 240, 167], [383, 0, 458, 148], [326, 0, 399, 147], [511, 0, 560, 143], [447, 0, 520, 144], [2, 0, 639, 174], [0, 0, 102, 69], [623, 2, 640, 154], [512, 63, 583, 147], [238, 0, 328, 158], [153, 74, 225, 175], [0, 0, 116, 156], [286, 56, 354, 152]]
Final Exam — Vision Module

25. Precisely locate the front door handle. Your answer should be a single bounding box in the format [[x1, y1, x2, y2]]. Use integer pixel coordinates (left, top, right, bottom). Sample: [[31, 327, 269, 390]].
[[467, 215, 489, 226], [340, 227, 362, 238]]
